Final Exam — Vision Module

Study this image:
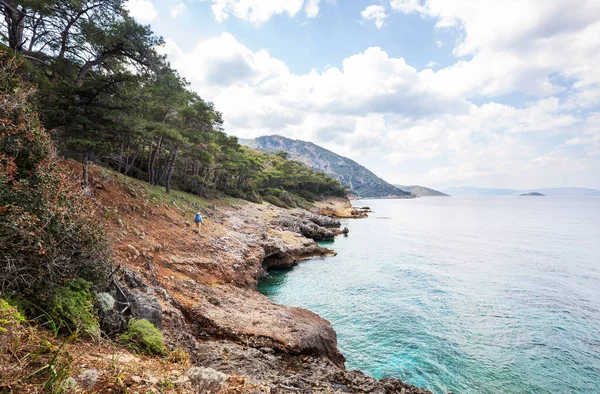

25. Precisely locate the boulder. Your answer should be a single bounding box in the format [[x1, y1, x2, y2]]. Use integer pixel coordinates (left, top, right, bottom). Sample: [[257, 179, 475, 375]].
[[187, 367, 227, 393], [295, 210, 341, 228], [275, 216, 337, 241], [128, 290, 163, 329], [99, 268, 163, 334]]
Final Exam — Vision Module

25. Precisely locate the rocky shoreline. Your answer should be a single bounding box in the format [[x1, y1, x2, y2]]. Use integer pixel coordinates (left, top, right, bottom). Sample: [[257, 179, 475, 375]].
[[84, 168, 435, 393]]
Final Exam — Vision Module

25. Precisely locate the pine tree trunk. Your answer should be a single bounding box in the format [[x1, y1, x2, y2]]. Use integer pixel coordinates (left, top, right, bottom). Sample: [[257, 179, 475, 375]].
[[118, 141, 124, 173], [165, 148, 179, 194], [82, 152, 92, 196]]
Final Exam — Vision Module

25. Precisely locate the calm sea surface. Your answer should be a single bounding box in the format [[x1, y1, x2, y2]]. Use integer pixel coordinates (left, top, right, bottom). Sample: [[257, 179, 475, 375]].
[[258, 197, 600, 394]]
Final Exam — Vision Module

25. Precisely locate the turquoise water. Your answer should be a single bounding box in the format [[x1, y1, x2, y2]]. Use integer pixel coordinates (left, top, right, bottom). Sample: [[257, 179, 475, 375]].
[[258, 197, 600, 394]]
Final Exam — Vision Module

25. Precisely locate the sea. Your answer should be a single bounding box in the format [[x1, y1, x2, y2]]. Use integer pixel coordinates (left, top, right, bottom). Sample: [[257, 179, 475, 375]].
[[258, 197, 600, 394]]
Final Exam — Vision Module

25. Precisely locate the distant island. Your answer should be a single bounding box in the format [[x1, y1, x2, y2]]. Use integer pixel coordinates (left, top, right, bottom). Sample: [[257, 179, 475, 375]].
[[395, 185, 449, 197], [442, 186, 600, 197], [520, 192, 545, 196]]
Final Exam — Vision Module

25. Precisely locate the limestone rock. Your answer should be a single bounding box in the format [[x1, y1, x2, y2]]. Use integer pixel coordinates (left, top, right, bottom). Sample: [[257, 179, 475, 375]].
[[128, 290, 163, 329], [187, 367, 227, 393]]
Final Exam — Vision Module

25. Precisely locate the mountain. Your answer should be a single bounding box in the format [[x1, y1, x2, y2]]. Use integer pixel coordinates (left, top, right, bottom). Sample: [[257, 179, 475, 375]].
[[442, 186, 600, 197], [520, 192, 545, 196], [395, 185, 449, 197], [241, 135, 411, 198]]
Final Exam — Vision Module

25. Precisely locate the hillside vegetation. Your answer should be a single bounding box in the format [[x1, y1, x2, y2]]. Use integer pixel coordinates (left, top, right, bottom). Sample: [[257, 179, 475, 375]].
[[0, 1, 344, 209], [0, 3, 346, 390], [243, 135, 411, 198]]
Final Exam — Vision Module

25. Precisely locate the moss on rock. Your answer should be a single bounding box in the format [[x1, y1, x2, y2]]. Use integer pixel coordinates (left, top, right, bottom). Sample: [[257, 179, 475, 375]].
[[0, 298, 25, 332], [120, 318, 164, 355]]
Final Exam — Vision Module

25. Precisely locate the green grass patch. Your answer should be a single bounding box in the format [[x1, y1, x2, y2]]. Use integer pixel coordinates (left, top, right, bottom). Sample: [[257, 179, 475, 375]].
[[47, 279, 100, 339], [120, 318, 165, 356]]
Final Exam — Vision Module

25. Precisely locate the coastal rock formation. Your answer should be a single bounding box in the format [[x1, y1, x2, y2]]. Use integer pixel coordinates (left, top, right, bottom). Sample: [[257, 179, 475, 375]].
[[194, 340, 431, 393], [84, 167, 433, 393], [188, 285, 345, 367], [314, 197, 370, 219], [274, 214, 340, 241], [259, 231, 334, 270], [295, 209, 342, 228]]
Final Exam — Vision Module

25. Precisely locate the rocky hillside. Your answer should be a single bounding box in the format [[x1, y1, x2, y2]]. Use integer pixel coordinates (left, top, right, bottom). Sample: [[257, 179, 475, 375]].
[[1, 164, 433, 394], [242, 135, 411, 199], [395, 185, 449, 197]]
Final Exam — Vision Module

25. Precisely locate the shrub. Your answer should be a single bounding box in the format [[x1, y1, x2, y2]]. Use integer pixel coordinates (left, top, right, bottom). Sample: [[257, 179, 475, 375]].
[[262, 195, 289, 208], [245, 189, 263, 204], [95, 292, 115, 312], [59, 377, 78, 393], [120, 319, 164, 355], [297, 189, 318, 202], [48, 279, 100, 339], [0, 51, 111, 300], [0, 298, 25, 332], [279, 192, 298, 208], [263, 188, 284, 197]]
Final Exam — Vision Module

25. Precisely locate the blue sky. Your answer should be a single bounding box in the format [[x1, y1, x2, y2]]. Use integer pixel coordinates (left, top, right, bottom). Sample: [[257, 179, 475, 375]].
[[125, 0, 600, 189]]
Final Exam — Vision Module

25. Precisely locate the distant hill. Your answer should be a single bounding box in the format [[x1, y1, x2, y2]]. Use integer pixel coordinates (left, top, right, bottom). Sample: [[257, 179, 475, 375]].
[[520, 192, 545, 196], [395, 185, 449, 197], [442, 186, 600, 197], [241, 135, 411, 199], [533, 188, 600, 196]]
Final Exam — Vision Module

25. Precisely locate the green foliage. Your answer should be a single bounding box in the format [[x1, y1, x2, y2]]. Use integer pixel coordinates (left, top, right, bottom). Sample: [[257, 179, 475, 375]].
[[25, 337, 75, 394], [0, 51, 112, 299], [120, 319, 165, 356], [95, 292, 116, 312], [48, 279, 100, 339], [263, 195, 290, 209], [1, 1, 346, 210], [0, 298, 26, 332]]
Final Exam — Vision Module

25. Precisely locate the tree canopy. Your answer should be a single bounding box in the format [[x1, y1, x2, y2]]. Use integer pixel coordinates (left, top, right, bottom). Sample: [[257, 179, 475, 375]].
[[1, 0, 346, 205]]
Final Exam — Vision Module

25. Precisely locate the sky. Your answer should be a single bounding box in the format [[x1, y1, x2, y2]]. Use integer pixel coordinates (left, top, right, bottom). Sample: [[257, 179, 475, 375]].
[[124, 0, 600, 189]]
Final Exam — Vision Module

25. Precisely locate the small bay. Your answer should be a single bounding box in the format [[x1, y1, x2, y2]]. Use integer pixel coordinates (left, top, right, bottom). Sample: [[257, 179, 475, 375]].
[[258, 197, 600, 394]]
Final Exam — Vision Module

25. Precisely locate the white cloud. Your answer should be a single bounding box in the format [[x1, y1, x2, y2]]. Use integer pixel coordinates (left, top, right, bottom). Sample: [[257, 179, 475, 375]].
[[435, 40, 443, 48], [361, 5, 389, 29], [392, 0, 600, 100], [305, 0, 320, 18], [161, 32, 600, 188], [170, 2, 186, 18], [390, 0, 425, 14], [206, 0, 305, 24], [159, 0, 600, 188], [125, 0, 157, 22]]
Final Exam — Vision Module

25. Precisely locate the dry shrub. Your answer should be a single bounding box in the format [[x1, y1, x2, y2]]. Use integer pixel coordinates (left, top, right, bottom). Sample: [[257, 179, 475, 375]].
[[0, 50, 111, 300]]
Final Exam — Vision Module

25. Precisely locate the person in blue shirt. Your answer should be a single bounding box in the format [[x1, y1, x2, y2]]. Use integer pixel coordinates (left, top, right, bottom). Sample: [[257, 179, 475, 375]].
[[194, 211, 204, 233]]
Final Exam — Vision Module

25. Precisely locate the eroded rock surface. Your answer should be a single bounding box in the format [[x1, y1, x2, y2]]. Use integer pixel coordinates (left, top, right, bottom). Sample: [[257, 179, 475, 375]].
[[89, 167, 433, 393]]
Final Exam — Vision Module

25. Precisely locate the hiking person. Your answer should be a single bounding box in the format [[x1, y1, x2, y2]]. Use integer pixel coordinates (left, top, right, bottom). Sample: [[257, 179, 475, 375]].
[[194, 211, 204, 233]]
